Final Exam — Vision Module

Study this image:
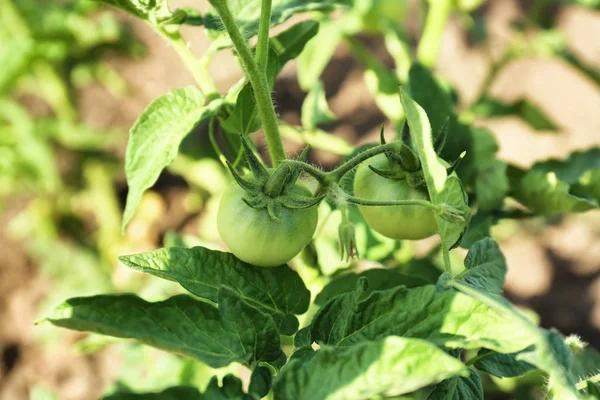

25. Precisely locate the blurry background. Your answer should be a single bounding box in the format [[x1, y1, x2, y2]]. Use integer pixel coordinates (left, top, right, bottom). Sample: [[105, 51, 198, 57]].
[[0, 0, 599, 399]]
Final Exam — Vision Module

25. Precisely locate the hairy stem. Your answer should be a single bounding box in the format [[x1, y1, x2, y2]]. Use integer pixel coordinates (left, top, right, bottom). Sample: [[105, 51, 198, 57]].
[[211, 1, 286, 166], [576, 373, 600, 391], [416, 0, 453, 68], [255, 0, 272, 72], [326, 142, 403, 182]]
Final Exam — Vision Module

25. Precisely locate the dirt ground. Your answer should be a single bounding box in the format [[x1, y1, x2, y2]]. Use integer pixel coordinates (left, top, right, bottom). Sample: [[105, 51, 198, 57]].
[[1, 1, 600, 399]]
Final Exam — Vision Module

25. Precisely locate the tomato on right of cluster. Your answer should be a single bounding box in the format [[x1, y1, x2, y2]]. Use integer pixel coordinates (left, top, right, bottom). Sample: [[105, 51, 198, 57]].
[[353, 154, 438, 241]]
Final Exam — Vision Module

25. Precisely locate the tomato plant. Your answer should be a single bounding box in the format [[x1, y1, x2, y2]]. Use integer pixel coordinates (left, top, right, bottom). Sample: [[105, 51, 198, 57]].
[[35, 0, 600, 399]]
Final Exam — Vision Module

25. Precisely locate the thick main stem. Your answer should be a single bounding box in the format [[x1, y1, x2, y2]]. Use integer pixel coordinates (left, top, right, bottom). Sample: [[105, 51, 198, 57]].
[[211, 1, 286, 166], [255, 0, 272, 73], [416, 0, 453, 68]]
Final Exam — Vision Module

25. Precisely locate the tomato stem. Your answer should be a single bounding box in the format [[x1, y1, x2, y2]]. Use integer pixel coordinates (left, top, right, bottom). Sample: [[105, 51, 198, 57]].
[[255, 0, 272, 73], [210, 0, 286, 166], [345, 195, 437, 212], [327, 142, 404, 182]]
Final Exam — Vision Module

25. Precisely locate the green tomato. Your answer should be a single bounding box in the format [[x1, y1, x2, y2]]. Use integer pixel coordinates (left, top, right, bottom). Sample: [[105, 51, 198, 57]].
[[217, 182, 318, 267], [353, 154, 437, 240]]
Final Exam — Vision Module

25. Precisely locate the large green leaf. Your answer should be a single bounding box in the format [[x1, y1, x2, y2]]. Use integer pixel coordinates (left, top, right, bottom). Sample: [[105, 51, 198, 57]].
[[314, 268, 429, 306], [453, 238, 506, 294], [426, 368, 483, 400], [399, 89, 470, 249], [123, 87, 210, 230], [44, 288, 284, 368], [310, 284, 534, 353], [118, 246, 310, 335], [204, 0, 349, 39], [447, 281, 580, 399], [273, 336, 468, 400]]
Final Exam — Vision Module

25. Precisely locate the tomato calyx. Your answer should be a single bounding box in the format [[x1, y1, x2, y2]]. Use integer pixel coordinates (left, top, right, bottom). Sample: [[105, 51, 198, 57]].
[[226, 136, 324, 221]]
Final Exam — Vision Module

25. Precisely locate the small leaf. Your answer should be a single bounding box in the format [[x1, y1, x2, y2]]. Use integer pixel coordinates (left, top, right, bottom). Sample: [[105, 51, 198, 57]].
[[474, 348, 535, 378], [270, 20, 320, 67], [427, 368, 483, 400], [460, 213, 495, 249], [311, 285, 535, 353], [314, 268, 429, 306], [119, 246, 310, 335], [123, 87, 210, 231], [44, 289, 284, 368], [203, 375, 254, 400], [301, 81, 335, 130], [471, 128, 509, 211], [273, 336, 468, 400], [249, 366, 272, 398], [297, 20, 341, 91], [454, 238, 506, 294]]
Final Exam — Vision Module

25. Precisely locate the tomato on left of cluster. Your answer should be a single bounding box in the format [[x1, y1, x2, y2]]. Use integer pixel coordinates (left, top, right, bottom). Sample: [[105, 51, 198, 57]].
[[217, 182, 318, 267]]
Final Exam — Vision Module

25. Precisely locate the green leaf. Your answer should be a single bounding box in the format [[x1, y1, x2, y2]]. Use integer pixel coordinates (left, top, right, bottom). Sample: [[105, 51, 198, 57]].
[[454, 238, 506, 294], [471, 128, 509, 210], [0, 39, 34, 92], [204, 0, 349, 39], [123, 87, 210, 231], [472, 96, 559, 132], [297, 20, 341, 91], [447, 281, 580, 398], [118, 246, 310, 335], [314, 268, 429, 306], [426, 368, 483, 400], [270, 20, 320, 67], [460, 213, 494, 249], [310, 285, 535, 353], [44, 288, 284, 368], [103, 386, 204, 400], [220, 82, 261, 135], [399, 89, 470, 249], [273, 336, 468, 400], [249, 366, 272, 398], [473, 348, 535, 378], [203, 375, 255, 400], [408, 63, 454, 140], [91, 0, 173, 22], [509, 166, 598, 215], [301, 81, 335, 130]]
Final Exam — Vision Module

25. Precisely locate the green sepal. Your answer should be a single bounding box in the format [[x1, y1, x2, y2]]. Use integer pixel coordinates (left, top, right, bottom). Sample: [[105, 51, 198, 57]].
[[446, 151, 466, 176], [267, 201, 282, 221], [242, 195, 268, 209], [368, 164, 406, 180], [434, 117, 450, 154], [281, 194, 326, 209], [240, 135, 269, 183], [226, 161, 261, 193]]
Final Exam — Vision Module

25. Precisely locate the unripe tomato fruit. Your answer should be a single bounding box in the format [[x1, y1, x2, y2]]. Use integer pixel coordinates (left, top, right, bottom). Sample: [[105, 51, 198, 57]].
[[217, 182, 318, 267], [353, 154, 438, 240]]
